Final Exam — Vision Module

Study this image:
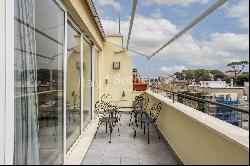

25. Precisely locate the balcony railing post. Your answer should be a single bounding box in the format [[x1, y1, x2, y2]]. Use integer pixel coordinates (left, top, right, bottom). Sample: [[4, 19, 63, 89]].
[[173, 92, 175, 103]]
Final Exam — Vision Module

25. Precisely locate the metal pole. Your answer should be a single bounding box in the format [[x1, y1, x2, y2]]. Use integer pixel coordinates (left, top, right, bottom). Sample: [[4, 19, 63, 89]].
[[148, 0, 228, 59], [126, 0, 138, 50]]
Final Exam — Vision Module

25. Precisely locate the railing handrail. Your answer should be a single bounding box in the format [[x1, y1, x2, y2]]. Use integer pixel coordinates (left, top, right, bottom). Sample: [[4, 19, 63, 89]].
[[150, 86, 249, 114]]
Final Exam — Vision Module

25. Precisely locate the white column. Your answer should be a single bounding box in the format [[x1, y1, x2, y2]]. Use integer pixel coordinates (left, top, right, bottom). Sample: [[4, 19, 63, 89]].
[[91, 45, 95, 120]]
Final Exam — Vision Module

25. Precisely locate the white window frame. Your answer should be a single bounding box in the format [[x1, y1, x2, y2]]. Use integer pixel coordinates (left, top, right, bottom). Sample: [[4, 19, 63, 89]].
[[51, 0, 68, 164], [92, 46, 101, 119], [4, 0, 68, 164], [1, 0, 15, 165], [0, 0, 7, 164], [66, 17, 85, 153], [67, 14, 94, 130]]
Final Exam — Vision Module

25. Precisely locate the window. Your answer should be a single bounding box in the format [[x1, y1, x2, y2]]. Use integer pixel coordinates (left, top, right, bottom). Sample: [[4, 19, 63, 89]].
[[66, 22, 81, 151], [94, 49, 100, 116], [82, 40, 92, 127], [14, 0, 65, 164]]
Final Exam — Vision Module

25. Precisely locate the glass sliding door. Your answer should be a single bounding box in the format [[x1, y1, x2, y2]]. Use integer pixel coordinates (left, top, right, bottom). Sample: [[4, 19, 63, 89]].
[[14, 0, 65, 164], [82, 40, 92, 128], [66, 22, 81, 151], [94, 49, 100, 116]]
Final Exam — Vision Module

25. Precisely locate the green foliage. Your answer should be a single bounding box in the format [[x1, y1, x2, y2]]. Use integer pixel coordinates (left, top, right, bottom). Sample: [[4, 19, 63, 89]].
[[37, 69, 50, 83], [234, 74, 249, 86], [37, 69, 62, 84], [183, 70, 195, 80], [227, 61, 249, 77], [227, 61, 249, 67], [210, 70, 230, 83], [194, 69, 212, 82]]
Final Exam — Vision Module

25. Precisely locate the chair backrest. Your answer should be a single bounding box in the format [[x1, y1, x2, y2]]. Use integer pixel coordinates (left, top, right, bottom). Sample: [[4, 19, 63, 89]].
[[95, 94, 111, 112], [95, 94, 118, 117], [149, 102, 162, 121], [133, 94, 149, 111]]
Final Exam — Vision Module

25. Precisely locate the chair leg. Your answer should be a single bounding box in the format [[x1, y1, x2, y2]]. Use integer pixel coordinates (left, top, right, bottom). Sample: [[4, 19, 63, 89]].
[[141, 113, 143, 129], [134, 129, 136, 139], [135, 114, 138, 128], [95, 121, 101, 138], [119, 114, 122, 126], [144, 123, 146, 135], [155, 124, 161, 139], [147, 123, 150, 144], [109, 122, 112, 143], [105, 122, 108, 134], [129, 112, 132, 126]]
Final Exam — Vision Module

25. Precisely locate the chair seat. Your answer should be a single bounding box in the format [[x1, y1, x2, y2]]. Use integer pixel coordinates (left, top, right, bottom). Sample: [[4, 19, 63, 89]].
[[100, 117, 117, 123], [137, 117, 154, 124], [133, 108, 147, 114]]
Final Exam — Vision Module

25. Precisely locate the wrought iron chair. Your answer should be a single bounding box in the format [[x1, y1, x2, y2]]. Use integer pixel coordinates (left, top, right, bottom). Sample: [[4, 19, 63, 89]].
[[134, 102, 162, 144], [95, 94, 121, 143], [129, 94, 149, 128]]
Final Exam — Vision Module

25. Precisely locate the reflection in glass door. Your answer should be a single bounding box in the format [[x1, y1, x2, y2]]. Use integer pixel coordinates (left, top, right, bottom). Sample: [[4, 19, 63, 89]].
[[83, 40, 92, 128], [14, 0, 65, 164], [66, 22, 81, 151], [94, 49, 100, 116]]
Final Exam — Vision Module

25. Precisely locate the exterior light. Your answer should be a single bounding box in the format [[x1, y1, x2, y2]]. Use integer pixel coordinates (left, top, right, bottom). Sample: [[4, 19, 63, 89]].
[[122, 91, 126, 98], [113, 62, 120, 69]]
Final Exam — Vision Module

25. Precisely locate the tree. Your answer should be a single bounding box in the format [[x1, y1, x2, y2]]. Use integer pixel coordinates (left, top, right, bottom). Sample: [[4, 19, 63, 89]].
[[174, 72, 184, 80], [194, 69, 212, 82], [210, 70, 230, 83], [234, 74, 249, 86], [183, 70, 195, 80], [227, 61, 249, 77]]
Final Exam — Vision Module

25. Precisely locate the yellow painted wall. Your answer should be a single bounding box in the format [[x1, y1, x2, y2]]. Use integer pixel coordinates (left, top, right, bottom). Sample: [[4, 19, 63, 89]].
[[61, 0, 104, 49], [67, 35, 81, 108], [67, 51, 81, 108], [93, 48, 100, 111], [146, 92, 249, 165], [82, 41, 91, 120], [99, 35, 136, 108], [60, 0, 137, 110]]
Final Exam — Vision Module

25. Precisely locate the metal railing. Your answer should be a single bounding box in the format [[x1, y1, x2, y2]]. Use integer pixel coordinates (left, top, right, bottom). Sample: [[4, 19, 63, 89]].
[[150, 86, 249, 130]]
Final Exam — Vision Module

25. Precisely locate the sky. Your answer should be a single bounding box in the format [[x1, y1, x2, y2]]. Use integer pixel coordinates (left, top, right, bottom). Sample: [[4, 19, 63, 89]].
[[93, 0, 249, 77]]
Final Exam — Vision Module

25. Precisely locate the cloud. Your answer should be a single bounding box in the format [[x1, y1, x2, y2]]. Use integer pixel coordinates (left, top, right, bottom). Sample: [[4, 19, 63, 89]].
[[142, 0, 210, 7], [102, 15, 249, 69], [163, 32, 249, 67], [96, 0, 122, 11], [225, 0, 249, 28], [159, 65, 187, 75], [151, 9, 163, 19]]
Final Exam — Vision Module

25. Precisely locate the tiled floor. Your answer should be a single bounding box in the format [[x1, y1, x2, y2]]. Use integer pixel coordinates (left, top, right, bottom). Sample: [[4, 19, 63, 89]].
[[82, 113, 179, 165]]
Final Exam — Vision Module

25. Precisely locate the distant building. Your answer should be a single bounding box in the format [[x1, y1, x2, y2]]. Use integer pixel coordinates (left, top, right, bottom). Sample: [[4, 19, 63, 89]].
[[244, 82, 249, 102], [200, 81, 227, 88], [225, 70, 240, 78], [187, 81, 245, 102]]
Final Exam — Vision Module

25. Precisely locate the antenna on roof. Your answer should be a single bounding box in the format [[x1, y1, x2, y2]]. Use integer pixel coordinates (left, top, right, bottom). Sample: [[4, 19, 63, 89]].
[[118, 13, 121, 34]]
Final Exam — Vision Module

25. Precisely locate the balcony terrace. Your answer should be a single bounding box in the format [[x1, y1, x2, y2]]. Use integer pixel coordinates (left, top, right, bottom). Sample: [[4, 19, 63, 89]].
[[1, 0, 249, 165], [65, 90, 249, 165], [82, 114, 179, 165]]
